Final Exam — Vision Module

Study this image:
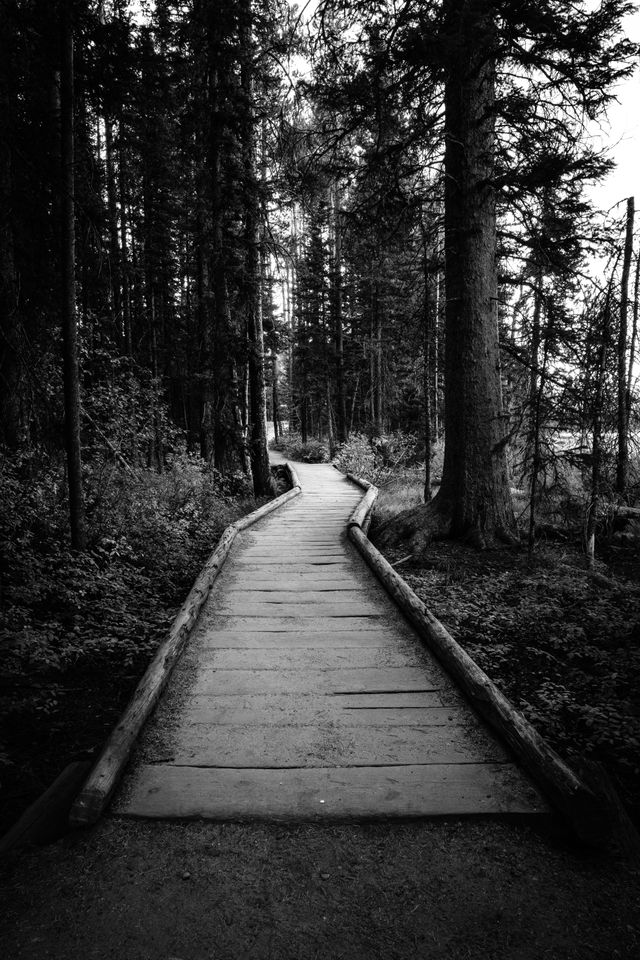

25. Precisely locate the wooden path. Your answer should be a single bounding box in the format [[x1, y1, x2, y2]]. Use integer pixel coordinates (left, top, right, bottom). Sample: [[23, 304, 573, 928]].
[[115, 460, 547, 820]]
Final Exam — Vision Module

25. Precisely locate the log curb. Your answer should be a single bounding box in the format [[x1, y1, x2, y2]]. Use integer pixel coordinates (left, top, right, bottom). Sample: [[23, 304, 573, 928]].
[[343, 471, 607, 845], [69, 464, 302, 828]]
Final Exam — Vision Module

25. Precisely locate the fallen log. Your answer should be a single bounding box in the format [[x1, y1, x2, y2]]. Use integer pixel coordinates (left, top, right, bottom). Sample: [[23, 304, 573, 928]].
[[0, 760, 92, 855], [344, 475, 607, 845], [69, 463, 301, 828]]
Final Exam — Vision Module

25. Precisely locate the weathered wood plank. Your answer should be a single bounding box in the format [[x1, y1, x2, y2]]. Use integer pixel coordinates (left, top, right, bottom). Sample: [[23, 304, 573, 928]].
[[220, 582, 368, 593], [192, 666, 442, 697], [208, 645, 416, 670], [221, 589, 372, 601], [212, 602, 385, 618], [199, 629, 401, 648], [117, 763, 548, 820], [163, 723, 509, 768], [200, 615, 388, 633], [230, 560, 354, 568], [179, 697, 459, 727]]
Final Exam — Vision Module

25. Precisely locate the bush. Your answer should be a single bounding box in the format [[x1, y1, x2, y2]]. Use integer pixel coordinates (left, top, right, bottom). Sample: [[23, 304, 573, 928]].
[[0, 447, 267, 832], [333, 431, 418, 485], [0, 449, 258, 736], [269, 431, 330, 463]]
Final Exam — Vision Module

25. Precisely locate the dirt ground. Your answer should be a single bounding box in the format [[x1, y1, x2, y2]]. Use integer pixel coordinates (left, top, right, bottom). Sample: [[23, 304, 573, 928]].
[[1, 817, 639, 960]]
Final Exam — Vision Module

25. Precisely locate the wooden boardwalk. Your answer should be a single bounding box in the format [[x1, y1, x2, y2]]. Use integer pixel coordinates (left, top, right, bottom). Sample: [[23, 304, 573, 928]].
[[115, 460, 547, 820]]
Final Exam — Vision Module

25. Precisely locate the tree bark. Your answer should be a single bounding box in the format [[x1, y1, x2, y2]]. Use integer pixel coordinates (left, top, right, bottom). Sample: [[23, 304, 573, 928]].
[[437, 0, 515, 545], [586, 281, 613, 567], [0, 5, 24, 448], [60, 1, 86, 549], [422, 233, 435, 502], [330, 184, 347, 443], [378, 0, 515, 552], [240, 1, 274, 495], [205, 0, 245, 474], [616, 196, 634, 497]]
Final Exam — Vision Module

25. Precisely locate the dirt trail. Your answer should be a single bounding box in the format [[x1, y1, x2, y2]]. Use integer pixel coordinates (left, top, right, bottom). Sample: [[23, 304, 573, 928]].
[[1, 818, 638, 959]]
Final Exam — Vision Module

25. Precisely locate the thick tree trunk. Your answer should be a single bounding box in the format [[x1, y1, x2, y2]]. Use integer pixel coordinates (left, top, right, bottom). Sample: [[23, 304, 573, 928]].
[[0, 9, 25, 448], [60, 3, 86, 549], [205, 1, 245, 474], [378, 0, 515, 552], [437, 1, 515, 545], [241, 0, 273, 496], [616, 196, 634, 497]]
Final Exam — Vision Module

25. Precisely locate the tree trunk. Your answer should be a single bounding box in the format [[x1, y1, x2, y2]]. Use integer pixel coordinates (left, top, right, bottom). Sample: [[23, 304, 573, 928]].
[[60, 2, 86, 550], [0, 6, 24, 448], [240, 1, 273, 495], [422, 235, 435, 502], [330, 184, 347, 443], [206, 1, 245, 474], [616, 196, 634, 497], [627, 253, 639, 414], [378, 0, 515, 552], [272, 350, 280, 442], [586, 283, 613, 567], [117, 116, 132, 357]]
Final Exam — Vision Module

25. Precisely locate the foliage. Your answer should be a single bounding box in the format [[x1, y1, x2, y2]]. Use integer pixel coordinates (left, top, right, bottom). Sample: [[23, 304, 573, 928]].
[[374, 473, 640, 817], [333, 432, 419, 485], [270, 431, 330, 463], [0, 449, 260, 830]]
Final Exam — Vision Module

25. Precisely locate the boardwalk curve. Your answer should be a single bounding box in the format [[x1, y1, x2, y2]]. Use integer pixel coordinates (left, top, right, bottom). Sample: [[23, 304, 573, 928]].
[[115, 459, 547, 821]]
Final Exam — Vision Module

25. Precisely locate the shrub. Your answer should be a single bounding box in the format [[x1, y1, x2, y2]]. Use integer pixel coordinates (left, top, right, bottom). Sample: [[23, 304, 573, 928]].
[[333, 431, 418, 485], [269, 431, 330, 463]]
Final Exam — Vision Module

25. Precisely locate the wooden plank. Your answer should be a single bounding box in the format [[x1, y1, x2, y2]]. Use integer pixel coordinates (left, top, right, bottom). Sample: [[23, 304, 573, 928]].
[[179, 697, 459, 727], [192, 666, 442, 696], [164, 723, 509, 768], [220, 583, 367, 593], [221, 589, 372, 600], [230, 559, 353, 567], [212, 602, 385, 618], [199, 629, 401, 648], [208, 646, 416, 670], [202, 616, 386, 632], [221, 569, 365, 582], [236, 553, 348, 562], [117, 763, 548, 820], [239, 547, 348, 554]]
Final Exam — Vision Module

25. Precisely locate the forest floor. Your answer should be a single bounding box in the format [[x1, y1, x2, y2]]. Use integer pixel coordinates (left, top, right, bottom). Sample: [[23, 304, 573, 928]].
[[1, 817, 639, 959], [370, 475, 640, 825]]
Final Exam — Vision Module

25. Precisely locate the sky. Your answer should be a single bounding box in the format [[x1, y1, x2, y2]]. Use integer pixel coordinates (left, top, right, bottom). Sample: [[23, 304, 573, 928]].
[[587, 6, 640, 213]]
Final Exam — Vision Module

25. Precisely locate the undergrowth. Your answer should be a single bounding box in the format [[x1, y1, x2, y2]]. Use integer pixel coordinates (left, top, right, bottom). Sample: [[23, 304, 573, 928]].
[[373, 473, 640, 819], [0, 449, 261, 832], [270, 432, 330, 463], [333, 432, 424, 485]]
